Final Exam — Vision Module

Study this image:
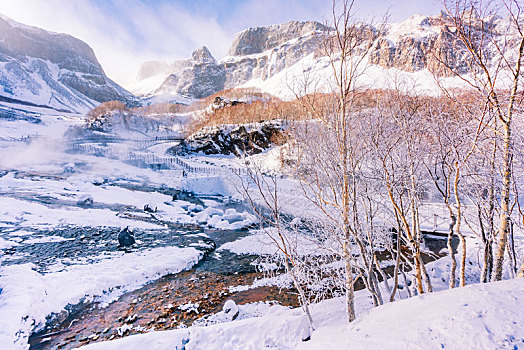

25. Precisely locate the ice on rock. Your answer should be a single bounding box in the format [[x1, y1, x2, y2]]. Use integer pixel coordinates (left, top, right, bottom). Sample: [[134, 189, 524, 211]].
[[223, 299, 239, 320], [64, 163, 76, 173], [77, 195, 94, 207], [223, 209, 244, 223], [188, 204, 204, 213], [195, 207, 223, 224], [0, 237, 20, 249], [207, 214, 230, 229]]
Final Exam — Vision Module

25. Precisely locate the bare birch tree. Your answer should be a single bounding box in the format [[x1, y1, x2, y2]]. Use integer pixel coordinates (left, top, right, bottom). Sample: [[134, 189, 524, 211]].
[[424, 96, 486, 287], [440, 0, 524, 281], [235, 163, 315, 332], [370, 89, 433, 295], [287, 0, 386, 322]]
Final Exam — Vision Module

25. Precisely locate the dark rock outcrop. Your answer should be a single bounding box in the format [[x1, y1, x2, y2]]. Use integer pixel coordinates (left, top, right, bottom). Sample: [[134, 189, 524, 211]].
[[170, 120, 286, 157]]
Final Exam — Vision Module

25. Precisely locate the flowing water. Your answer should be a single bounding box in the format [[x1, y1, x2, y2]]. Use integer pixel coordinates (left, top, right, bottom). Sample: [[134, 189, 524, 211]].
[[0, 174, 455, 350]]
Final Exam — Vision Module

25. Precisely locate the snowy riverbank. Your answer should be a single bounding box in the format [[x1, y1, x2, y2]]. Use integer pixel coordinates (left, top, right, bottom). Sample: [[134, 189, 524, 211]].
[[74, 270, 524, 350]]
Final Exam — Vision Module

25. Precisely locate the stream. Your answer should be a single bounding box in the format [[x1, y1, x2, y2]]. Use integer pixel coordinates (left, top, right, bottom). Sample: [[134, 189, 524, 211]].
[[0, 174, 456, 350]]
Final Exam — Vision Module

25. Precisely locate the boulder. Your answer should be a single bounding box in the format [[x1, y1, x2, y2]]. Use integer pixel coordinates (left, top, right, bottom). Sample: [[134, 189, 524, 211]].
[[76, 195, 94, 207], [222, 299, 239, 321], [143, 204, 157, 213], [118, 227, 135, 247]]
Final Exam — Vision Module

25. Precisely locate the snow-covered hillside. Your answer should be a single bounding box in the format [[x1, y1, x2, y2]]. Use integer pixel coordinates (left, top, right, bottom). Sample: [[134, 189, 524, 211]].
[[131, 13, 519, 101], [0, 14, 138, 113]]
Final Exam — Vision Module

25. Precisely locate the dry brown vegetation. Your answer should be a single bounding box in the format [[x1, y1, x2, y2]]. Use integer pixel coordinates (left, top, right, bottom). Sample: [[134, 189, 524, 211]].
[[86, 100, 128, 122], [184, 88, 492, 137]]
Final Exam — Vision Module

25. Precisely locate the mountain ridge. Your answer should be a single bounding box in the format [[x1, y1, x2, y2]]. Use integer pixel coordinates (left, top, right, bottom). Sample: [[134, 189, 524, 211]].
[[133, 13, 517, 102], [0, 14, 138, 113]]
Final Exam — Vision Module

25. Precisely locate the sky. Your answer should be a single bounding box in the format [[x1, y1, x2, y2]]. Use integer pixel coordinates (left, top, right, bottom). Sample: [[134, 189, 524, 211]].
[[0, 0, 441, 89]]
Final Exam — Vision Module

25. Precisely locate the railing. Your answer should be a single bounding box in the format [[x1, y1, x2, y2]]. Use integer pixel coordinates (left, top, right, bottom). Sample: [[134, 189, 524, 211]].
[[419, 212, 449, 233], [1, 135, 40, 143], [66, 136, 184, 149], [67, 142, 248, 176]]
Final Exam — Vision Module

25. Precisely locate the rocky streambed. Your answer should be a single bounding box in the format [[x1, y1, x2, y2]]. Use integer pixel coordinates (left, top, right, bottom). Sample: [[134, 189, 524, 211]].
[[29, 252, 299, 350], [0, 171, 286, 349]]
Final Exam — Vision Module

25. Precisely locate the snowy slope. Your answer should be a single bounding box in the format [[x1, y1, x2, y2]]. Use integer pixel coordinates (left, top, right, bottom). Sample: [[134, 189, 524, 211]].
[[0, 247, 202, 350], [0, 14, 138, 113], [303, 279, 524, 350], [75, 278, 524, 350]]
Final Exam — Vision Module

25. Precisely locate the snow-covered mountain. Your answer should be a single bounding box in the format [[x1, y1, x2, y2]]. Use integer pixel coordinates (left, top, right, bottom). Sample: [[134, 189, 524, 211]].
[[132, 12, 517, 102], [0, 14, 138, 113], [131, 21, 326, 103]]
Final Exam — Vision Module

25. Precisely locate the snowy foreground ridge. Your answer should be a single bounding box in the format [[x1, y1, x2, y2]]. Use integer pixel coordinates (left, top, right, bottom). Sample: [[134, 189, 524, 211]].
[[76, 278, 524, 350]]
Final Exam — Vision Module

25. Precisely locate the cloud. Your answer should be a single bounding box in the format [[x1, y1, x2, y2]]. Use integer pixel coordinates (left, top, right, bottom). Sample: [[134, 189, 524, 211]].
[[224, 0, 331, 30], [0, 0, 232, 88], [0, 0, 442, 90]]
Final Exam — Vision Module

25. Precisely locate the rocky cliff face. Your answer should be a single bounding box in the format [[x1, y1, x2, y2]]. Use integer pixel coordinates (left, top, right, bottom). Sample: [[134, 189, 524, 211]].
[[134, 21, 326, 101], [227, 21, 325, 56], [153, 46, 226, 99], [135, 14, 516, 101], [368, 14, 478, 76], [0, 15, 137, 113], [222, 21, 323, 87]]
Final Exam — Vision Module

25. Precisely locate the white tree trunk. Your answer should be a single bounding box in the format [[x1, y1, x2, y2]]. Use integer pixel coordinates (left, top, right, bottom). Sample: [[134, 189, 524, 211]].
[[492, 121, 512, 281]]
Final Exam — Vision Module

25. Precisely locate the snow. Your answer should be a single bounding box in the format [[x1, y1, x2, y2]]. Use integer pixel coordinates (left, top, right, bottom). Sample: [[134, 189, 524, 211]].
[[0, 146, 256, 231], [178, 301, 200, 315], [0, 196, 162, 230], [178, 175, 233, 196], [196, 300, 289, 326], [74, 275, 524, 350], [2, 77, 522, 350], [301, 279, 524, 350], [128, 74, 168, 95], [142, 92, 194, 106], [218, 228, 319, 256], [0, 109, 83, 141], [79, 303, 310, 350], [22, 235, 73, 244], [0, 137, 520, 350], [386, 14, 440, 43], [238, 51, 474, 101], [0, 246, 203, 349], [74, 330, 190, 350], [0, 237, 19, 249], [69, 230, 523, 350], [228, 274, 294, 292], [0, 57, 97, 113], [0, 116, 260, 349]]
